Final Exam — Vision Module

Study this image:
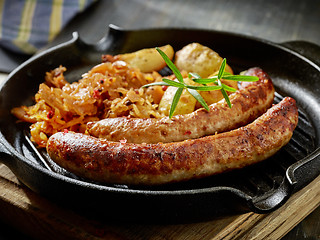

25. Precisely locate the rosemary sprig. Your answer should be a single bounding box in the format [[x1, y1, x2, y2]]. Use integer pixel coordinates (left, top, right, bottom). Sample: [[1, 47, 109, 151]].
[[143, 47, 259, 118]]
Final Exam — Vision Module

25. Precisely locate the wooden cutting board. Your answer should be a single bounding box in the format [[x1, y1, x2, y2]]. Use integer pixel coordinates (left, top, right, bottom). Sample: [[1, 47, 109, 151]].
[[0, 162, 320, 240]]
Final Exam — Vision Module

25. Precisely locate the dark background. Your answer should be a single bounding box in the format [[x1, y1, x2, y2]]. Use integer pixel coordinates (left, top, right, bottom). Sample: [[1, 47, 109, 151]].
[[1, 0, 320, 73]]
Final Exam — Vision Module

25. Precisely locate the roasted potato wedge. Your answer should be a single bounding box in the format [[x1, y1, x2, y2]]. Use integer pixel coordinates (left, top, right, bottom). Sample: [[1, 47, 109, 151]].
[[174, 42, 233, 77], [115, 45, 174, 73], [159, 78, 197, 116]]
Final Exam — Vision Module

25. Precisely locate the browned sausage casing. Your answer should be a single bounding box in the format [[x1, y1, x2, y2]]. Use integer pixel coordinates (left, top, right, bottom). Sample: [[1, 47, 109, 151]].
[[47, 97, 298, 185], [87, 67, 275, 143]]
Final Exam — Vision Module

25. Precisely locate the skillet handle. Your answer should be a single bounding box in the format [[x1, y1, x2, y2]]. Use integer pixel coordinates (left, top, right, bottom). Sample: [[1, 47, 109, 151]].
[[280, 40, 320, 66], [249, 148, 320, 213], [249, 132, 320, 213], [249, 176, 292, 213], [286, 147, 320, 192]]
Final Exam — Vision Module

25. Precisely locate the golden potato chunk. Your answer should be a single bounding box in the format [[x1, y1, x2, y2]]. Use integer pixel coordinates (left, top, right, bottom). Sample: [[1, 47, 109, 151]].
[[116, 45, 174, 73], [174, 43, 233, 77], [158, 78, 197, 116]]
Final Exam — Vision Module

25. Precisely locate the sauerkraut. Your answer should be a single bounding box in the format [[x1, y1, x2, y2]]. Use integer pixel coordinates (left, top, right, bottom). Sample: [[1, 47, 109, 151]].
[[11, 60, 165, 147]]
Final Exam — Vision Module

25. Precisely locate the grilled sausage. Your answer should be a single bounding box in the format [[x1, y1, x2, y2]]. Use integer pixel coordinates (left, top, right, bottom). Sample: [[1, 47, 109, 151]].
[[86, 67, 275, 144], [47, 97, 298, 185]]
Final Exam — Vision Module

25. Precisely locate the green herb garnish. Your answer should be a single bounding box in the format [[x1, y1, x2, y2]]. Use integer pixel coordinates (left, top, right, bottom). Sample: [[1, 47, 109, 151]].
[[143, 47, 259, 118]]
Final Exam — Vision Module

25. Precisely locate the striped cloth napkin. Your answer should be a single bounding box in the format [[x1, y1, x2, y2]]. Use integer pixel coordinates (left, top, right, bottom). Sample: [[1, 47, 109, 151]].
[[0, 0, 96, 55]]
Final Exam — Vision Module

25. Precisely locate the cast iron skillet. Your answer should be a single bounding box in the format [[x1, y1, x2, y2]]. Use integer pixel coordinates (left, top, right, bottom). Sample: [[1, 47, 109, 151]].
[[0, 25, 320, 223]]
